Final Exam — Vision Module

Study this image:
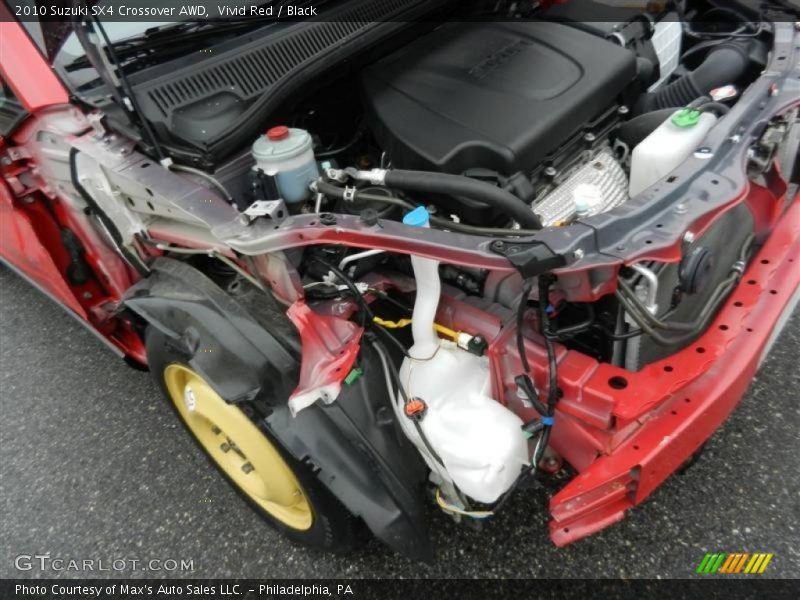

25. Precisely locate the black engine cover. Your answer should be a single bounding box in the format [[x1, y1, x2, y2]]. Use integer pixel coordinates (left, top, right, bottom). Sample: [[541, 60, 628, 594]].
[[362, 21, 637, 175]]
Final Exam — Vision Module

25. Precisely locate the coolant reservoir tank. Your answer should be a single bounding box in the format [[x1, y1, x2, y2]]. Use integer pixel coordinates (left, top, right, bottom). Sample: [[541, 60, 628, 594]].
[[252, 126, 319, 204], [629, 108, 718, 197]]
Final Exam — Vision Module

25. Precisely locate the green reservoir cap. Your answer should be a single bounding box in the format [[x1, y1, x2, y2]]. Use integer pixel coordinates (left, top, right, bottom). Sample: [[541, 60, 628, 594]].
[[672, 108, 702, 128]]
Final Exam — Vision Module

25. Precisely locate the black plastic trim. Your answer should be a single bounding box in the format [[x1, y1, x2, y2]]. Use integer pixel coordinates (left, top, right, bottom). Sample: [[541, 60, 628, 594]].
[[128, 0, 449, 162], [123, 257, 430, 557]]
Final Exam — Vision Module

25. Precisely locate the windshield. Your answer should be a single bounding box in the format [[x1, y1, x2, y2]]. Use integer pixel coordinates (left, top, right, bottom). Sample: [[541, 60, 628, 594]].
[[43, 1, 283, 94], [56, 22, 171, 89]]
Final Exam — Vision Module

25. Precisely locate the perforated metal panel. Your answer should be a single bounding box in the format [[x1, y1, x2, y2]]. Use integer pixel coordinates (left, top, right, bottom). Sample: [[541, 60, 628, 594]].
[[534, 149, 629, 226]]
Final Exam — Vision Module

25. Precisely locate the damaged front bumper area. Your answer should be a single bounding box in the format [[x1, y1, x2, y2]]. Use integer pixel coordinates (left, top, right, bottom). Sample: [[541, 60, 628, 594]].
[[548, 196, 800, 545]]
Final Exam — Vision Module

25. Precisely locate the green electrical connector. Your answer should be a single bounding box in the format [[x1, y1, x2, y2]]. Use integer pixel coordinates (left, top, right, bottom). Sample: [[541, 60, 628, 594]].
[[344, 367, 364, 385]]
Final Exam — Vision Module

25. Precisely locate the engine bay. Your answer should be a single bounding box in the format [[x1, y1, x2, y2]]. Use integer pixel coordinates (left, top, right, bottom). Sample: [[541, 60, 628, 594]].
[[197, 4, 772, 231], [170, 4, 778, 509], [50, 0, 799, 541]]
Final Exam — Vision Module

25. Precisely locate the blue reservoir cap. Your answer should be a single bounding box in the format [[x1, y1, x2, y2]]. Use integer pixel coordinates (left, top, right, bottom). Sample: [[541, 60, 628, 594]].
[[403, 206, 430, 228]]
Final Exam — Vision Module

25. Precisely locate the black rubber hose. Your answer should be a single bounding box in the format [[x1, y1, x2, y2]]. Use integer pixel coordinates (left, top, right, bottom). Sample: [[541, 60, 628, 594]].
[[637, 41, 752, 113], [383, 169, 542, 230], [617, 233, 752, 338], [617, 108, 679, 149], [697, 101, 731, 117], [316, 180, 413, 211], [316, 180, 542, 237]]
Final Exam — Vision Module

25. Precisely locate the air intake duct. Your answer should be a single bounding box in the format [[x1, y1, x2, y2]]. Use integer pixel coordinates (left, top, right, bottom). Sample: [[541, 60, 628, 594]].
[[636, 40, 766, 113]]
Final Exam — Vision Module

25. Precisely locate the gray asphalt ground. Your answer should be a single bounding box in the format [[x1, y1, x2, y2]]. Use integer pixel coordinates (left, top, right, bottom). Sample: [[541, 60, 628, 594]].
[[1, 263, 798, 580]]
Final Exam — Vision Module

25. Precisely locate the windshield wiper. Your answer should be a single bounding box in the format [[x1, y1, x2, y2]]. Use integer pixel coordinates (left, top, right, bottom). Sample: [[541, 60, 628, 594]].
[[65, 19, 269, 72]]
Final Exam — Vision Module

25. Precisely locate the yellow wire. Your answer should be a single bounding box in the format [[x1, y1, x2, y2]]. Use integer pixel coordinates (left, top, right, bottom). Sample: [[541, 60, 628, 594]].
[[372, 317, 459, 340], [373, 317, 413, 329], [435, 488, 494, 519], [433, 323, 459, 339]]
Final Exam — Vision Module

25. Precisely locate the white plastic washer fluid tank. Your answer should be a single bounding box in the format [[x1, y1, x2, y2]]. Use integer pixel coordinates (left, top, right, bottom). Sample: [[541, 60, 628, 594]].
[[396, 207, 529, 503], [629, 108, 718, 197]]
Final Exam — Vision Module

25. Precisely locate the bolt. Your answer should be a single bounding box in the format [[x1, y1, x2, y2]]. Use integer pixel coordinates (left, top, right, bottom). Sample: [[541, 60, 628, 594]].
[[491, 240, 506, 251], [544, 166, 557, 178], [220, 442, 231, 453], [618, 105, 630, 116], [769, 84, 780, 97], [22, 196, 35, 204], [584, 132, 597, 143], [675, 203, 688, 214], [729, 134, 742, 144], [695, 147, 713, 160], [241, 462, 254, 474], [574, 248, 585, 260], [319, 213, 337, 226], [616, 245, 625, 252], [684, 231, 696, 244], [82, 291, 93, 299]]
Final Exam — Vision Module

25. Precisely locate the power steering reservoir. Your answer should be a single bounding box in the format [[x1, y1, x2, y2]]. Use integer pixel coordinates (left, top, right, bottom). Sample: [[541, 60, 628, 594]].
[[252, 125, 319, 204]]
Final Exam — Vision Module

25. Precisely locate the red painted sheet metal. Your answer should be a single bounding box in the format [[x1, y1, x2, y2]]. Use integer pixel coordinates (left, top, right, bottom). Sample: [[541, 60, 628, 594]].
[[0, 20, 68, 110], [549, 195, 800, 546], [0, 180, 87, 317], [286, 300, 364, 414]]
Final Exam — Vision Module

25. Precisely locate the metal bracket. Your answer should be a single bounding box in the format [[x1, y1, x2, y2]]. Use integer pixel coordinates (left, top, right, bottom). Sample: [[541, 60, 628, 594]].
[[490, 240, 567, 278], [1, 146, 32, 165], [87, 112, 107, 138], [240, 199, 288, 225]]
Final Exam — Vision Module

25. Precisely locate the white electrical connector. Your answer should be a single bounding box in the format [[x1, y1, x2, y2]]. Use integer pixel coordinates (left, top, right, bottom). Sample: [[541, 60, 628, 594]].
[[456, 332, 473, 352]]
